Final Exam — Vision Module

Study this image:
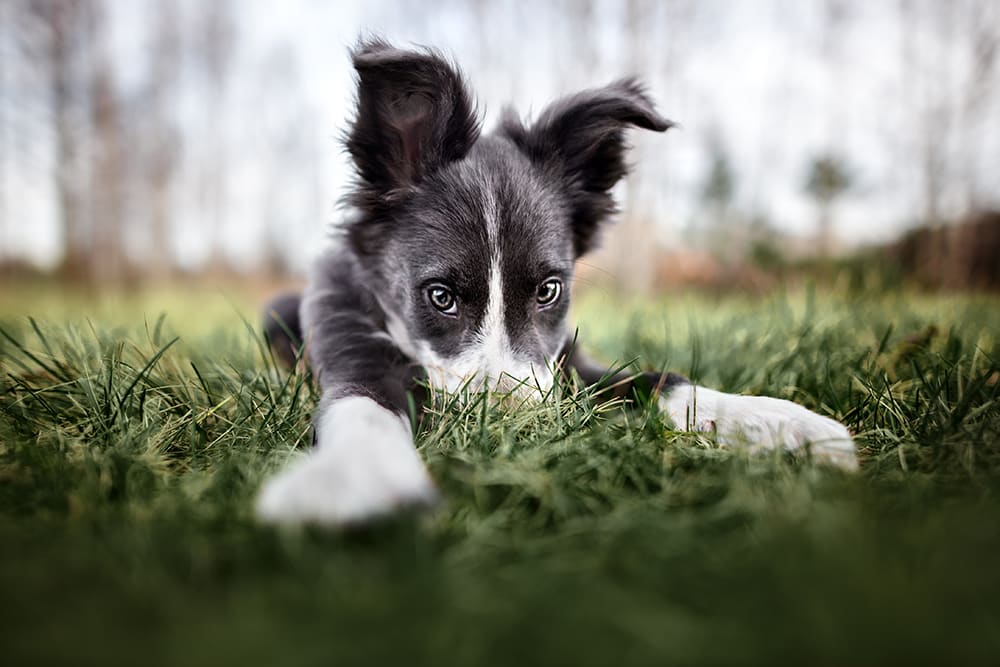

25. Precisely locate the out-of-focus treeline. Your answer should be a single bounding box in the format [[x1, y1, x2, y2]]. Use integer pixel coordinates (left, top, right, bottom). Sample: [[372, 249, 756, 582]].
[[1, 0, 998, 292], [2, 0, 318, 282]]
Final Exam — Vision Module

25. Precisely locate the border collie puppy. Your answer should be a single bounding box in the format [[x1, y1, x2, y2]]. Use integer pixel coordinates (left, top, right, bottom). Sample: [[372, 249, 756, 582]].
[[257, 39, 857, 524]]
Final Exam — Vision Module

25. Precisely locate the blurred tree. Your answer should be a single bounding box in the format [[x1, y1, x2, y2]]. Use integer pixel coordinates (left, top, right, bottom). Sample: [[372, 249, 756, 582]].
[[820, 0, 851, 145], [139, 0, 183, 281], [256, 44, 316, 277], [193, 0, 236, 271], [561, 0, 598, 91], [88, 54, 126, 284], [804, 154, 852, 256], [958, 0, 999, 209], [696, 135, 740, 261], [747, 213, 786, 273], [28, 0, 98, 278], [897, 0, 1000, 228], [613, 0, 657, 293], [701, 141, 734, 227]]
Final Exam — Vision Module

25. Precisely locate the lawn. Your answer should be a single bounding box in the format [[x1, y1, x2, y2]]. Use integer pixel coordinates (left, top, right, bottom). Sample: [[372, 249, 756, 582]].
[[2, 283, 999, 665]]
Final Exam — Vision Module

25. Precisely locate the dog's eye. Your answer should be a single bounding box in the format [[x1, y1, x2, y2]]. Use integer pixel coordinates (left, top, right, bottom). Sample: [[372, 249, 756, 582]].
[[536, 278, 562, 308], [427, 284, 458, 316]]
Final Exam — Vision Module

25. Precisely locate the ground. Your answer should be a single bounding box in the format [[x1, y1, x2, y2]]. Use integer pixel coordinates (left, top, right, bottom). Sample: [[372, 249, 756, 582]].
[[1, 282, 999, 665]]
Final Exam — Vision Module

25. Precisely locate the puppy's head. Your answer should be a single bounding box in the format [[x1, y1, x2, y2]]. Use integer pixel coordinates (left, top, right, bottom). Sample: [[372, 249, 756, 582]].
[[344, 39, 672, 394]]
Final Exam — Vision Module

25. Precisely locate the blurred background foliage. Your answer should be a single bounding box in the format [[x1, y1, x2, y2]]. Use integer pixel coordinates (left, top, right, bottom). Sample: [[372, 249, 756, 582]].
[[0, 0, 998, 296]]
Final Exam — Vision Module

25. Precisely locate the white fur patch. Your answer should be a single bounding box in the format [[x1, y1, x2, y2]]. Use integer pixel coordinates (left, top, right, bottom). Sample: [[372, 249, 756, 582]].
[[256, 397, 438, 524], [660, 384, 858, 470], [419, 345, 553, 396]]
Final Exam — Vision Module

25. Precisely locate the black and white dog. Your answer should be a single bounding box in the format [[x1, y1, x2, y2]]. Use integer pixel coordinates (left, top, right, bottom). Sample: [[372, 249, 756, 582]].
[[257, 39, 856, 524]]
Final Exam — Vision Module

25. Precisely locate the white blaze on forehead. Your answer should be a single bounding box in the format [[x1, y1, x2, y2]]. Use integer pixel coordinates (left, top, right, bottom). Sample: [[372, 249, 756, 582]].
[[480, 179, 508, 367], [475, 255, 530, 384], [481, 256, 506, 355], [483, 178, 501, 250]]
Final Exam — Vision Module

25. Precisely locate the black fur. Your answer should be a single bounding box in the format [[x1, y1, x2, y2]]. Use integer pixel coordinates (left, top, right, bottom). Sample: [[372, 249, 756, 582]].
[[262, 291, 303, 369], [300, 252, 427, 414], [345, 38, 482, 256], [499, 79, 673, 256]]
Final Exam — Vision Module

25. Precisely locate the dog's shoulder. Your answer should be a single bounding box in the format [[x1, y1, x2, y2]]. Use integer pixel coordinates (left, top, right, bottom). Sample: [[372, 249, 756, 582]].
[[302, 243, 386, 330]]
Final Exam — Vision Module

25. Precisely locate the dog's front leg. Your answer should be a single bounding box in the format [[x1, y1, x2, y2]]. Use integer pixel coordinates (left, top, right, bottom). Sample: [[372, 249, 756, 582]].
[[256, 393, 437, 524], [563, 343, 857, 470], [659, 384, 858, 470], [257, 289, 437, 525]]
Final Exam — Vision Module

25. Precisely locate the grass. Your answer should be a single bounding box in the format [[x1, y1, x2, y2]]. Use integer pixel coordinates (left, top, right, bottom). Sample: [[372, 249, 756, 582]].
[[2, 283, 1000, 665]]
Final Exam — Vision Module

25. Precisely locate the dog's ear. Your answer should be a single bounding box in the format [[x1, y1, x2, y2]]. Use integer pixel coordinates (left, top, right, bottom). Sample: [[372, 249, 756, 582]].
[[346, 39, 480, 207], [501, 79, 673, 257]]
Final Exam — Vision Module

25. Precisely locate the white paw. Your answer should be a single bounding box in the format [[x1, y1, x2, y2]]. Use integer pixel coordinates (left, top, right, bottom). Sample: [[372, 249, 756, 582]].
[[661, 385, 858, 471], [256, 397, 438, 525]]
